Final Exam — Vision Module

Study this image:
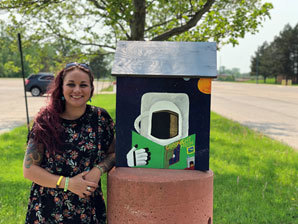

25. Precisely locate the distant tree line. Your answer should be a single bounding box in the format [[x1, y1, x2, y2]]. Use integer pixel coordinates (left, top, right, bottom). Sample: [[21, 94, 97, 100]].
[[250, 23, 298, 84], [0, 20, 112, 78], [217, 66, 250, 81]]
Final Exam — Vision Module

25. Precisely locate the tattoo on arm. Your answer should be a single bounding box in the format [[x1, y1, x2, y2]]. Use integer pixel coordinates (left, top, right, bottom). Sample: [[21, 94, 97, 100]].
[[24, 139, 44, 169], [96, 138, 115, 172], [100, 153, 115, 173], [101, 138, 116, 172]]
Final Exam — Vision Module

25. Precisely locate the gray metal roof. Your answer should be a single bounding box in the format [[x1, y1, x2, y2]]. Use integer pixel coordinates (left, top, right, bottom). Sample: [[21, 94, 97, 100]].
[[112, 41, 217, 78]]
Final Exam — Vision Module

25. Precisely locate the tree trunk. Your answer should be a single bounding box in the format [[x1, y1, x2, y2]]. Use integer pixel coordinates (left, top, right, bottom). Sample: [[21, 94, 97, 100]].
[[152, 0, 216, 41], [130, 0, 146, 40], [274, 75, 277, 84]]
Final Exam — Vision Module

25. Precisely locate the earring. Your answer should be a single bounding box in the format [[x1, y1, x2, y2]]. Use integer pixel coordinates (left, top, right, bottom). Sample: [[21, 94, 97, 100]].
[[61, 96, 65, 101], [89, 98, 92, 102]]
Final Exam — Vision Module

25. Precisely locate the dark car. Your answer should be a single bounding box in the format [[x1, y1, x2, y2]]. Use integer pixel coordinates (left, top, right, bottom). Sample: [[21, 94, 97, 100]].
[[25, 73, 54, 96]]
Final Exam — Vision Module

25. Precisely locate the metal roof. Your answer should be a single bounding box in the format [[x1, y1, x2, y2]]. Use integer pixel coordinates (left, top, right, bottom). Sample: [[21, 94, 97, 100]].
[[112, 41, 217, 78]]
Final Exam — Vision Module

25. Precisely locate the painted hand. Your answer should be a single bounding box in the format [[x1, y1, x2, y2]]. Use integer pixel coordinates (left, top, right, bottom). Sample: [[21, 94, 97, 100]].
[[126, 144, 150, 167]]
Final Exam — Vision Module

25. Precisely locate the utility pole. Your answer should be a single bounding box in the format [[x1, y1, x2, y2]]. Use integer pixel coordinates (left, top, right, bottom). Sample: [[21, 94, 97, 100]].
[[18, 33, 30, 134]]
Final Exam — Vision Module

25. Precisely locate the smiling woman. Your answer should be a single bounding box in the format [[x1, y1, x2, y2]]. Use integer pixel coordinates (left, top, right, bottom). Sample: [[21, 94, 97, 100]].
[[61, 68, 93, 120], [22, 62, 115, 224]]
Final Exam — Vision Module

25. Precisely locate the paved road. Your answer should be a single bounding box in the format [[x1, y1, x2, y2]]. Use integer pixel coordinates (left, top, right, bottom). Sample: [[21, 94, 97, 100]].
[[211, 81, 298, 150], [0, 78, 113, 134], [1, 79, 298, 150]]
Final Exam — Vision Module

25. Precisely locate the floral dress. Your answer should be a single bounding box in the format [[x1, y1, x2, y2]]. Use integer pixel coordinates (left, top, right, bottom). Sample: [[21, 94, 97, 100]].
[[25, 105, 114, 224]]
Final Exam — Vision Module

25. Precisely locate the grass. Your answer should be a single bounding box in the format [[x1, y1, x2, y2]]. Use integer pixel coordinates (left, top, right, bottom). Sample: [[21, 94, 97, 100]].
[[100, 85, 114, 92], [243, 77, 298, 86], [243, 77, 277, 84], [0, 93, 297, 223], [0, 126, 31, 223], [210, 113, 297, 223]]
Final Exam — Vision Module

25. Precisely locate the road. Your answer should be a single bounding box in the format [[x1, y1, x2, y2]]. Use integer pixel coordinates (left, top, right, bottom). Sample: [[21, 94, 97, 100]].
[[0, 78, 113, 134], [211, 81, 298, 150], [1, 79, 298, 150]]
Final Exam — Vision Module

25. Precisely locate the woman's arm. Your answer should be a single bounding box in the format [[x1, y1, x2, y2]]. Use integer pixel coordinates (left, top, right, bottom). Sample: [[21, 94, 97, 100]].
[[23, 139, 55, 187], [84, 138, 116, 183], [97, 137, 116, 173], [23, 139, 98, 198]]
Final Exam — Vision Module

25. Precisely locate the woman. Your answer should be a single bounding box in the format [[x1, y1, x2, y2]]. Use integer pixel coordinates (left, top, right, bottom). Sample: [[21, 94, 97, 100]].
[[23, 62, 115, 223]]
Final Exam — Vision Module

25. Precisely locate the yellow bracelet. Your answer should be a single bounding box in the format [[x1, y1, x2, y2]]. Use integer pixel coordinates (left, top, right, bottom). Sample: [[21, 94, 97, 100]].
[[56, 176, 64, 189]]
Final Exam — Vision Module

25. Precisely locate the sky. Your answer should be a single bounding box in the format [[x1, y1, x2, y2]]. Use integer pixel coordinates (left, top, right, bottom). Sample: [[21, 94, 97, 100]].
[[218, 0, 298, 73]]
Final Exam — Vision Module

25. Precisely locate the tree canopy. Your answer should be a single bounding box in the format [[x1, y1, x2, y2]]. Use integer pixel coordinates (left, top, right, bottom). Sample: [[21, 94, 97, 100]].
[[250, 23, 298, 83], [0, 19, 113, 77], [0, 0, 273, 77], [0, 0, 273, 53]]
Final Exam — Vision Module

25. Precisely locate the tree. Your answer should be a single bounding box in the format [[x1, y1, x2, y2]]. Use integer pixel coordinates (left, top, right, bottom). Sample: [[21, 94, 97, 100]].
[[250, 24, 298, 83], [0, 20, 25, 77], [217, 66, 244, 81], [274, 24, 298, 80], [89, 51, 113, 79], [250, 41, 275, 83], [0, 18, 104, 77], [0, 21, 60, 77], [0, 0, 273, 54]]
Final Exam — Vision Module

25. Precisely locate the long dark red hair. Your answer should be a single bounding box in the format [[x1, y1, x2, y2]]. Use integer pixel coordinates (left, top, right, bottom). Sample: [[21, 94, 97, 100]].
[[30, 65, 94, 154]]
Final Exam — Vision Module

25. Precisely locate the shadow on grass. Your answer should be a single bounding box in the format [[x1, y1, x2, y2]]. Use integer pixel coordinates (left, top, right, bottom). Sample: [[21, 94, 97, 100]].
[[243, 121, 296, 137]]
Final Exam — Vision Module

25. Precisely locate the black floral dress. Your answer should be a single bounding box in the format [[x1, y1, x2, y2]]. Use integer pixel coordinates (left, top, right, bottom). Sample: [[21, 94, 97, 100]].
[[25, 105, 114, 224]]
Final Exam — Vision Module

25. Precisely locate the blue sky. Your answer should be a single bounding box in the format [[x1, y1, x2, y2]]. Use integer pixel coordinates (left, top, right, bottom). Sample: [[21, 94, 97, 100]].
[[218, 0, 298, 73]]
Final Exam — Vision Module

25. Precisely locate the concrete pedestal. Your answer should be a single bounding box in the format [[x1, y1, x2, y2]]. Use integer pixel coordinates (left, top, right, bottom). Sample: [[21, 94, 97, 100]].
[[107, 167, 213, 224]]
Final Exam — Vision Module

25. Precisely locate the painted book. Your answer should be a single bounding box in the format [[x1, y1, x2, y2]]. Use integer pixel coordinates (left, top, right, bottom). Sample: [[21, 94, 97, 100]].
[[130, 131, 196, 169]]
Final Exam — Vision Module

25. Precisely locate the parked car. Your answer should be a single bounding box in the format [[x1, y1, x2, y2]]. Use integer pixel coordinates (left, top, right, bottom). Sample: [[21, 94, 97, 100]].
[[25, 73, 54, 96]]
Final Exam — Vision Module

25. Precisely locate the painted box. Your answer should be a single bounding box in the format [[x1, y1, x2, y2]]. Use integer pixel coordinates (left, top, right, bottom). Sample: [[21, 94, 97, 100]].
[[112, 41, 217, 171]]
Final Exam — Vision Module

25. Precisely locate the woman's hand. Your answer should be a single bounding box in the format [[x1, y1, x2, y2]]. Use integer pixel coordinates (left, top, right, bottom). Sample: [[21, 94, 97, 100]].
[[68, 171, 98, 198], [83, 167, 102, 186]]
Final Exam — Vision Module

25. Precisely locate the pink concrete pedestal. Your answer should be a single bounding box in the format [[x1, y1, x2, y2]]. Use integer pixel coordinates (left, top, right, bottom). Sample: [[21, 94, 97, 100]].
[[107, 167, 213, 224]]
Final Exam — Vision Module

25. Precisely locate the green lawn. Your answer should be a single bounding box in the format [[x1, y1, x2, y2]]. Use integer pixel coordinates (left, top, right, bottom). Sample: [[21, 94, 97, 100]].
[[0, 93, 297, 223], [100, 85, 114, 92], [244, 77, 277, 84], [243, 77, 298, 86], [210, 113, 297, 223]]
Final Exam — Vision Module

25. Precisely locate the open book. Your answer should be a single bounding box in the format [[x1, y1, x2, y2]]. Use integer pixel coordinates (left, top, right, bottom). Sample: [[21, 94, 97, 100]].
[[131, 131, 196, 169]]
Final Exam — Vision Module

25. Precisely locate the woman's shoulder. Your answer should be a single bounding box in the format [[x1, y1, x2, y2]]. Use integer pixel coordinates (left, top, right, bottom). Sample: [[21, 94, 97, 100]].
[[90, 106, 113, 123], [90, 105, 108, 116]]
